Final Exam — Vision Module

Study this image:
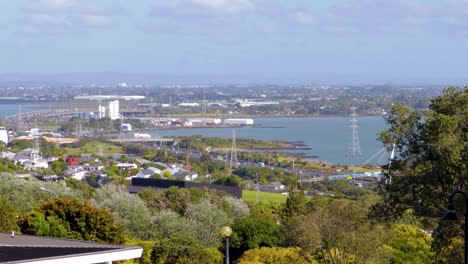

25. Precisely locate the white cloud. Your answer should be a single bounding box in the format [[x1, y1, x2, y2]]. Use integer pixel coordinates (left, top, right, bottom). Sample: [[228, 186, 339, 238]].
[[191, 0, 255, 14], [24, 0, 107, 14], [78, 15, 112, 27], [310, 0, 468, 34], [18, 0, 119, 34], [151, 0, 255, 18]]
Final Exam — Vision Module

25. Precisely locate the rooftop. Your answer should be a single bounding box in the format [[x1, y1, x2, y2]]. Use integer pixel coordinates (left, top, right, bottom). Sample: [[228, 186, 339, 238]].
[[0, 233, 142, 264]]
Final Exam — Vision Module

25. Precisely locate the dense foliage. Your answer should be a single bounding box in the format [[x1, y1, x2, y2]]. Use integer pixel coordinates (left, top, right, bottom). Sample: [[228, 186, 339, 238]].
[[17, 198, 123, 243], [371, 87, 468, 261]]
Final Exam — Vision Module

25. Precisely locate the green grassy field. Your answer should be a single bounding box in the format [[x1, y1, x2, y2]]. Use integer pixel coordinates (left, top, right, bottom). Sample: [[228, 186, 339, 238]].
[[64, 142, 123, 155], [242, 190, 288, 204]]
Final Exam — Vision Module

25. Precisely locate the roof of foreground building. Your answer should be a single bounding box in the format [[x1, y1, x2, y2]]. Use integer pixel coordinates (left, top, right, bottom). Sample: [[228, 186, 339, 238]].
[[0, 233, 142, 264]]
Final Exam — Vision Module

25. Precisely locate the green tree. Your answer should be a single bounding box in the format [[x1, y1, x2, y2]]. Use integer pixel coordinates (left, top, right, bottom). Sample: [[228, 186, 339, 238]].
[[286, 199, 387, 263], [185, 199, 232, 247], [20, 211, 68, 238], [385, 224, 434, 264], [370, 87, 468, 258], [280, 182, 307, 225], [231, 216, 281, 252], [214, 175, 242, 187], [236, 247, 314, 264], [150, 235, 223, 264], [49, 161, 68, 175], [0, 195, 18, 232], [17, 198, 123, 243], [93, 184, 154, 240]]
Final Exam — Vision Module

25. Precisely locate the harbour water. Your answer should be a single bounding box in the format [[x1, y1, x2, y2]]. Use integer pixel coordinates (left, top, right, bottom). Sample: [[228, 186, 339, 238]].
[[0, 102, 388, 165], [0, 104, 37, 117], [150, 116, 387, 165]]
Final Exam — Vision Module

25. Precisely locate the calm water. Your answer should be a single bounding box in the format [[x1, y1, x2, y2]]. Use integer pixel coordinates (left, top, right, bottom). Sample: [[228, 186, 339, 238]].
[[0, 102, 388, 165], [151, 116, 388, 165], [0, 103, 37, 117]]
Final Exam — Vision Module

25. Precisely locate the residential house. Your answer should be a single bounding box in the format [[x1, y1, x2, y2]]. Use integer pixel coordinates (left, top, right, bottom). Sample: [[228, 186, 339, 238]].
[[63, 165, 88, 181], [116, 163, 138, 170], [260, 182, 285, 192], [172, 170, 198, 181], [136, 167, 162, 178]]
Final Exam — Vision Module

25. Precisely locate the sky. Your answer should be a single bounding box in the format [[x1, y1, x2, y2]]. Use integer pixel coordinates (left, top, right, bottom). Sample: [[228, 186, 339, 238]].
[[2, 0, 468, 84]]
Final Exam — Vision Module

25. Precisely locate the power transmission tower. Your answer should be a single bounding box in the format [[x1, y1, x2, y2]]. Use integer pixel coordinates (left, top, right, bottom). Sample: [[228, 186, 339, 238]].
[[75, 124, 82, 139], [350, 107, 362, 179], [169, 96, 172, 119], [202, 89, 207, 115], [229, 129, 238, 173], [17, 104, 22, 131]]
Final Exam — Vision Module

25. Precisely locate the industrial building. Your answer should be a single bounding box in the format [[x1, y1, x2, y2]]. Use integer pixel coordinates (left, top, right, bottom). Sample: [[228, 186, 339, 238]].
[[0, 127, 8, 144], [108, 100, 120, 120], [224, 118, 255, 125]]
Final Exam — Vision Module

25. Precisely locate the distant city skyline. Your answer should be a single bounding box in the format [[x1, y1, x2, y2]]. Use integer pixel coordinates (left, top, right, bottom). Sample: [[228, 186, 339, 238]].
[[2, 0, 468, 85]]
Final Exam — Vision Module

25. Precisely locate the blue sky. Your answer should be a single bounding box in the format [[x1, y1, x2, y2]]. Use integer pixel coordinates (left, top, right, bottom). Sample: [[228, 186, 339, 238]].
[[2, 0, 468, 84]]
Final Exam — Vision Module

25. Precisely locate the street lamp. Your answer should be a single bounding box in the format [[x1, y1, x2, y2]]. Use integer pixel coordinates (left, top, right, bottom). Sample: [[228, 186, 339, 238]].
[[220, 226, 232, 264], [443, 190, 468, 264], [39, 187, 58, 197], [256, 173, 259, 204]]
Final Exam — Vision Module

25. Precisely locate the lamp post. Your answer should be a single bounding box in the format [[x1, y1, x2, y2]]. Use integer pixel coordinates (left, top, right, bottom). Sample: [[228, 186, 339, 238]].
[[256, 173, 259, 204], [443, 190, 468, 264], [39, 187, 58, 198], [220, 226, 232, 264]]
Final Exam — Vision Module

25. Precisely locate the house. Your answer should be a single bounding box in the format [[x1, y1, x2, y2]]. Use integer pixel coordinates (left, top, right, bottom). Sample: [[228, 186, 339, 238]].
[[23, 158, 49, 170], [172, 170, 198, 181], [66, 156, 79, 165], [0, 151, 15, 159], [260, 182, 285, 192], [116, 163, 138, 170], [12, 148, 40, 165], [0, 232, 142, 264], [63, 166, 88, 180], [136, 167, 162, 178], [83, 164, 105, 172]]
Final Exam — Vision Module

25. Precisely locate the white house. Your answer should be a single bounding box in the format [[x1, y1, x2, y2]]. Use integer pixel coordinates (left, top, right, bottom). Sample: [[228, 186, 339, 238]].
[[116, 163, 138, 170], [0, 127, 8, 144], [23, 158, 49, 170], [136, 167, 162, 178]]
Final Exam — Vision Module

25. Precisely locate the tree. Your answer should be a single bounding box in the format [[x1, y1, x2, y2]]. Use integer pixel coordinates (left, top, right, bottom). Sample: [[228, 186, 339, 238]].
[[17, 198, 123, 243], [373, 87, 468, 221], [0, 195, 18, 232], [236, 247, 314, 264], [49, 161, 68, 175], [92, 184, 154, 240], [286, 199, 387, 263], [185, 199, 232, 247], [150, 235, 223, 264], [214, 175, 241, 187], [20, 211, 67, 238], [370, 87, 468, 258], [385, 224, 434, 264], [280, 182, 307, 225], [231, 216, 281, 252]]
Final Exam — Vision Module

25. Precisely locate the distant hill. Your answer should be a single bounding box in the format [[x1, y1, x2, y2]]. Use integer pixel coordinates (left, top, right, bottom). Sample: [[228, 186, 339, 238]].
[[0, 72, 274, 86]]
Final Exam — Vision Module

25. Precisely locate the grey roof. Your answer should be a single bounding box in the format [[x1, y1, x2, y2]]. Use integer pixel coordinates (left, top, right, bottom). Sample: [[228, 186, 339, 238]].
[[0, 233, 141, 264], [0, 233, 121, 248]]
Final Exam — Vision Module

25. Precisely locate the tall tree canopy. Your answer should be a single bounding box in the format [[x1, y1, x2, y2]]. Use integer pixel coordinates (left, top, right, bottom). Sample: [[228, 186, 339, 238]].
[[371, 87, 468, 260], [17, 198, 123, 244], [372, 87, 468, 224]]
